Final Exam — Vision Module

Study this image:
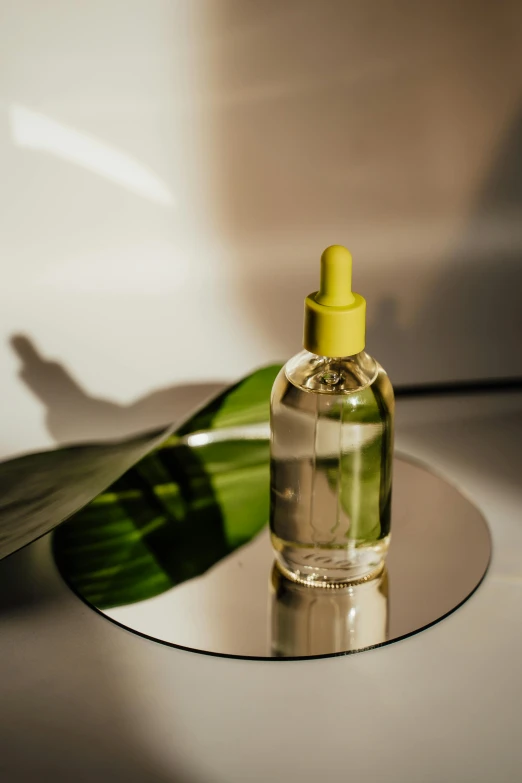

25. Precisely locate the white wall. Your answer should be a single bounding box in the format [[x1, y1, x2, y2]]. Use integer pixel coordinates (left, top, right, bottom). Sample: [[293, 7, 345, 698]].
[[1, 0, 522, 458]]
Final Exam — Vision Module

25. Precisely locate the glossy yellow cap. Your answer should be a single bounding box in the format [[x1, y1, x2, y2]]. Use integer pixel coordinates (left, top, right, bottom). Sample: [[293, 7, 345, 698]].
[[303, 245, 366, 357]]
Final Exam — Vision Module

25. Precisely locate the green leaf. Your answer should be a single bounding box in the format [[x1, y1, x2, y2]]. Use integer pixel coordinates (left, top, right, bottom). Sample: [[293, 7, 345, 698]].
[[53, 365, 281, 609], [176, 363, 281, 433], [0, 426, 172, 561]]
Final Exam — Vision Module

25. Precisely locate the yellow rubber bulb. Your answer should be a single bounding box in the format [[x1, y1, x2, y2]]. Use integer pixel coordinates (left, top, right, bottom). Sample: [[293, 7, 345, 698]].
[[303, 245, 366, 358], [316, 245, 355, 307]]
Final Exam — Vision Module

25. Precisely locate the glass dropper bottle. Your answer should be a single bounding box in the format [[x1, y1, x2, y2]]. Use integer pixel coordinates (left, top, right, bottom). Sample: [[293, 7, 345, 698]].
[[269, 245, 394, 586]]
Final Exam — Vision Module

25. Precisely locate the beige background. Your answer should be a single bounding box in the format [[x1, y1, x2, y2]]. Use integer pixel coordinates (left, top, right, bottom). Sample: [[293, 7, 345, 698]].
[[1, 0, 522, 457]]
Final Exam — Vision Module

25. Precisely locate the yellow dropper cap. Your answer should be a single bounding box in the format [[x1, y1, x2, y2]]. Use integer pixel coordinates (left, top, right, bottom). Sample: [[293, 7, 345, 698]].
[[303, 245, 366, 357]]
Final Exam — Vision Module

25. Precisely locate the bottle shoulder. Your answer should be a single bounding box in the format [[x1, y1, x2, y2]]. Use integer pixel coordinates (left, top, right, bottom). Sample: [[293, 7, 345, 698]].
[[279, 349, 392, 397]]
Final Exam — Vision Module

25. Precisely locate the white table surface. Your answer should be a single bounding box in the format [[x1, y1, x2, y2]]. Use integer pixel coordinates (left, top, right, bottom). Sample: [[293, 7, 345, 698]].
[[0, 390, 521, 783]]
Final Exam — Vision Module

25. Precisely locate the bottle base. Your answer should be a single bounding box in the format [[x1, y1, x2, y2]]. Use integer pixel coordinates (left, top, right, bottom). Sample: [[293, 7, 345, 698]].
[[274, 558, 385, 588], [271, 533, 390, 588]]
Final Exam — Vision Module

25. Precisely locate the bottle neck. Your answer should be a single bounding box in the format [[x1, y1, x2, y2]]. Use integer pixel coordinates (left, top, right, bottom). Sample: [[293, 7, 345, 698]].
[[286, 349, 378, 394]]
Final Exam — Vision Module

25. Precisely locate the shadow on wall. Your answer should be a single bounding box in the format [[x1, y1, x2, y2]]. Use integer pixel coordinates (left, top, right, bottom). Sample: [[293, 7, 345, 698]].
[[10, 335, 225, 445], [202, 0, 522, 383], [9, 89, 522, 444], [8, 3, 522, 444], [366, 104, 522, 382]]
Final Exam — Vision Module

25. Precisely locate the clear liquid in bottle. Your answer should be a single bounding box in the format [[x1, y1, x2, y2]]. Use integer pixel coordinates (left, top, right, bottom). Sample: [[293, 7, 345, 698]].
[[270, 349, 394, 585]]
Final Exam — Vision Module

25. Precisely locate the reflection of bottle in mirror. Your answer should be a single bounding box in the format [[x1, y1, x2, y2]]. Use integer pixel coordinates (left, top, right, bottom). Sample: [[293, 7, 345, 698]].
[[270, 246, 394, 586], [271, 563, 389, 657]]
